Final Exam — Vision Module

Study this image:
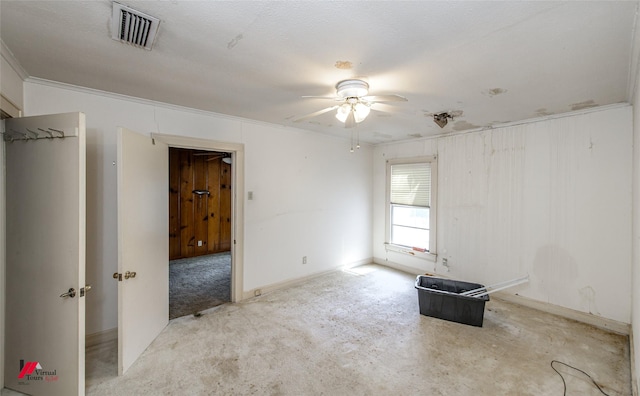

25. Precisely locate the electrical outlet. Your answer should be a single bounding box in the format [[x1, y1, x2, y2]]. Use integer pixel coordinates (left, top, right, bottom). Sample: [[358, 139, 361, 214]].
[[254, 289, 262, 296], [197, 240, 203, 247], [302, 256, 307, 264], [442, 258, 449, 267]]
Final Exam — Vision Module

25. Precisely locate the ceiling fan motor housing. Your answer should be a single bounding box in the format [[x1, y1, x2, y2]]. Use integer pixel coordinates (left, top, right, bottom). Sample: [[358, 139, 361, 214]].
[[336, 79, 369, 98]]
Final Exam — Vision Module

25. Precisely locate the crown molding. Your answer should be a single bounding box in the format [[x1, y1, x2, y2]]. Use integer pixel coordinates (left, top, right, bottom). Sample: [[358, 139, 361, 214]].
[[376, 102, 632, 147], [0, 40, 29, 81], [23, 77, 369, 146], [25, 76, 249, 122], [25, 77, 298, 129]]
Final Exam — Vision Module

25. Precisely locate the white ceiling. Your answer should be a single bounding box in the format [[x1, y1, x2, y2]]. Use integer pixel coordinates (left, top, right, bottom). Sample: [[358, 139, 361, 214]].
[[1, 1, 638, 144]]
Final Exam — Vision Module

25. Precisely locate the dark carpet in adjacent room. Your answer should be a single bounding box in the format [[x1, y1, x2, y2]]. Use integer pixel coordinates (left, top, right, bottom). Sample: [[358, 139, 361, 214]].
[[169, 252, 231, 319]]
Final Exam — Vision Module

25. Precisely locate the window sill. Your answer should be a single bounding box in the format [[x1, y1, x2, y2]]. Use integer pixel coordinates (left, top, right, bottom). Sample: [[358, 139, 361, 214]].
[[384, 243, 437, 262]]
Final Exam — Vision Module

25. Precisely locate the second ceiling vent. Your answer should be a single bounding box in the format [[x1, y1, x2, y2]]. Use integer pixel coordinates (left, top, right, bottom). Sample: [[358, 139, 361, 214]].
[[111, 2, 160, 50]]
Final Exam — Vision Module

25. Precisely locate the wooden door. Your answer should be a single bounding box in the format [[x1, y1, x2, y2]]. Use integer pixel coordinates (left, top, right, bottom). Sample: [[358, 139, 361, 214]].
[[4, 113, 86, 396], [168, 149, 232, 259]]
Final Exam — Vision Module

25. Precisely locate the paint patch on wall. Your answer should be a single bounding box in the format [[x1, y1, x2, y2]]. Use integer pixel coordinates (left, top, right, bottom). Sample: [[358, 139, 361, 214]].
[[535, 108, 553, 117], [373, 132, 393, 140], [482, 88, 508, 98], [227, 33, 244, 49], [570, 100, 598, 111], [579, 286, 600, 315], [452, 120, 480, 131], [309, 121, 332, 127], [334, 60, 353, 70]]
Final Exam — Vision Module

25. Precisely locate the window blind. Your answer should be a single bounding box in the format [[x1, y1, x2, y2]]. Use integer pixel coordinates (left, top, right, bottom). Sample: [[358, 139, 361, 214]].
[[390, 163, 431, 207]]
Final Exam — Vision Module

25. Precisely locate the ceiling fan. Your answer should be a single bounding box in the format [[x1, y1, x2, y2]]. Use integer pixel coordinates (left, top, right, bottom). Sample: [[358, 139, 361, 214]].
[[192, 152, 232, 164], [294, 79, 408, 128]]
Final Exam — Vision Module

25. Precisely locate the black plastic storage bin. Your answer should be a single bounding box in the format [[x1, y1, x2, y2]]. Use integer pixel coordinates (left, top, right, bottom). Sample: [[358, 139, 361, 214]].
[[415, 275, 489, 327]]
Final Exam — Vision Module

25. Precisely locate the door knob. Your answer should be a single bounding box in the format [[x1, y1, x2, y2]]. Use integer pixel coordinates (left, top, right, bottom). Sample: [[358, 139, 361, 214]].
[[80, 285, 92, 297], [60, 288, 76, 298]]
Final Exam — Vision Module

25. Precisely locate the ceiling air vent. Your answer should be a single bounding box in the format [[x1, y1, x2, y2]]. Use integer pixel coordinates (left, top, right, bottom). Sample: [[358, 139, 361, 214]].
[[111, 2, 160, 50]]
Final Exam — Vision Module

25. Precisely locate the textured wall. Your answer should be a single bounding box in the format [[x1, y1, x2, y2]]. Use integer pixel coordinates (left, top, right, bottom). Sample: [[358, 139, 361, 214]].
[[374, 106, 632, 324]]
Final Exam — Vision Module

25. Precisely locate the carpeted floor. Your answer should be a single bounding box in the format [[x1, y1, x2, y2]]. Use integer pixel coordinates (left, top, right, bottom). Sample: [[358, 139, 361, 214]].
[[83, 264, 631, 395], [169, 252, 231, 319]]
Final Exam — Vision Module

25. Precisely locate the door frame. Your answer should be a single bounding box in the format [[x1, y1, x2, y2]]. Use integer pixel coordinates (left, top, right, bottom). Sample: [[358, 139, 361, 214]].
[[152, 133, 244, 303], [1, 120, 6, 389]]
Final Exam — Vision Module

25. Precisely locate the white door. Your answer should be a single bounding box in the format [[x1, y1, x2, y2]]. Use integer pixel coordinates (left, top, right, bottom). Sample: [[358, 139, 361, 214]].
[[4, 113, 86, 396], [117, 127, 169, 374]]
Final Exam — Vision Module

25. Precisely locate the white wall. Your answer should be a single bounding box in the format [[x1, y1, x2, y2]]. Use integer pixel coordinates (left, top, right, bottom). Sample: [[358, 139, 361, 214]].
[[373, 106, 632, 324], [23, 80, 373, 334], [0, 41, 24, 114]]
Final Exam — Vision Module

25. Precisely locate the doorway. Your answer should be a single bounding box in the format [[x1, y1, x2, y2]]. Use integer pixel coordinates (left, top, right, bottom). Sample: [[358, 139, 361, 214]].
[[168, 148, 233, 319], [153, 133, 244, 305], [91, 131, 244, 384]]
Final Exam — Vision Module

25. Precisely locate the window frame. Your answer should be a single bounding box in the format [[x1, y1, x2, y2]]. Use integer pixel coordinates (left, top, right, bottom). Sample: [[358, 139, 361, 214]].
[[385, 156, 437, 261]]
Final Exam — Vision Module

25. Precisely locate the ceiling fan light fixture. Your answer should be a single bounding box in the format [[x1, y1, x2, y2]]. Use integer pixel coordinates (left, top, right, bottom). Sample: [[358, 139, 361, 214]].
[[335, 102, 371, 124], [353, 102, 370, 123], [336, 79, 369, 98], [335, 103, 351, 123], [297, 77, 405, 129]]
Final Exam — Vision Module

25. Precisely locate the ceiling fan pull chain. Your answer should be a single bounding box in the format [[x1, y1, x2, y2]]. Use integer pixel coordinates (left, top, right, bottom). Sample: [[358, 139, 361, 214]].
[[350, 129, 354, 153]]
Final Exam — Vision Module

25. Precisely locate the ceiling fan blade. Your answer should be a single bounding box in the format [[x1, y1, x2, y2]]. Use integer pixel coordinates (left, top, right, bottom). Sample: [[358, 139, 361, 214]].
[[206, 156, 227, 162], [364, 94, 408, 102], [301, 96, 341, 101], [293, 105, 339, 122], [344, 110, 356, 128]]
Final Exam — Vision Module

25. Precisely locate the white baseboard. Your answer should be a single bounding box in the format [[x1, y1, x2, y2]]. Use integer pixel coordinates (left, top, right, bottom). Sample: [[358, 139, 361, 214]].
[[492, 292, 630, 335], [241, 258, 373, 300], [86, 327, 117, 348], [374, 257, 460, 281], [374, 259, 630, 335], [373, 257, 434, 276]]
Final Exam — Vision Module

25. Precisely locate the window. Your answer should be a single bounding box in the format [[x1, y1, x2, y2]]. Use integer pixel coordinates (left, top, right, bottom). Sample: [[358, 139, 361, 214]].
[[386, 157, 437, 258]]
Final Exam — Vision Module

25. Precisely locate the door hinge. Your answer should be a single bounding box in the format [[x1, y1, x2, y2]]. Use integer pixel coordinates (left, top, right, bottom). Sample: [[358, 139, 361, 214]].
[[234, 239, 236, 245]]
